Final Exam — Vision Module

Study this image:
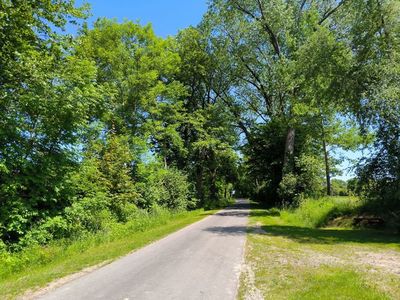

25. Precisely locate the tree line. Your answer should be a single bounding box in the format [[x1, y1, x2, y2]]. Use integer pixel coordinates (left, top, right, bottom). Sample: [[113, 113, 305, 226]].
[[1, 0, 399, 250], [201, 0, 399, 217]]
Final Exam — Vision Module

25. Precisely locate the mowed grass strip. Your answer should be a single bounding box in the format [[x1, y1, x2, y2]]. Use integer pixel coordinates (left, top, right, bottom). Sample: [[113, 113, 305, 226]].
[[0, 209, 216, 299], [239, 201, 400, 300]]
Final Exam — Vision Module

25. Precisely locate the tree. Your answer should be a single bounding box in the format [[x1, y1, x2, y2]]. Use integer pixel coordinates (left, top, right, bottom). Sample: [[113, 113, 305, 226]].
[[343, 0, 400, 213], [0, 0, 100, 243], [203, 0, 357, 203], [174, 27, 239, 204]]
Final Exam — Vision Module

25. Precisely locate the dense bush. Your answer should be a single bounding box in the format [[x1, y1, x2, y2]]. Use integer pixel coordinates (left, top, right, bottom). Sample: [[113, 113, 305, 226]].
[[136, 165, 197, 211], [0, 206, 192, 281], [3, 145, 197, 251], [245, 121, 326, 206]]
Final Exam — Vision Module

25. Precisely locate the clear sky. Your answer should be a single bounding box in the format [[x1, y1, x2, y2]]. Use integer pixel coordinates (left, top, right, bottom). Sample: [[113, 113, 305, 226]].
[[77, 0, 208, 37]]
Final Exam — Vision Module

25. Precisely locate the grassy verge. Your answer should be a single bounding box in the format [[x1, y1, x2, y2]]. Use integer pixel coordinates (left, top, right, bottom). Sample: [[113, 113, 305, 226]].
[[0, 208, 216, 299], [239, 198, 400, 300], [280, 196, 361, 228]]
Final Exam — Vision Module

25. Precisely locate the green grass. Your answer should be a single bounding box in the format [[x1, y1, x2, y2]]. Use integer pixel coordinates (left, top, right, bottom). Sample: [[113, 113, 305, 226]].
[[0, 208, 216, 299], [239, 198, 400, 300], [280, 196, 361, 228]]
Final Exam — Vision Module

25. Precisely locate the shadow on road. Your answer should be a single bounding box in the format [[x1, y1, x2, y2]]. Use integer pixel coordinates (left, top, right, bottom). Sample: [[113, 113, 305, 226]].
[[215, 199, 250, 217], [203, 226, 248, 236], [216, 210, 249, 217], [203, 199, 250, 236]]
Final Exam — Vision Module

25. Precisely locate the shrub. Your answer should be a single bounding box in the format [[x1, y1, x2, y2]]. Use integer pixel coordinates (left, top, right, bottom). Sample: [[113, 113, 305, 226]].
[[278, 173, 299, 204], [0, 239, 7, 254], [19, 216, 69, 247], [294, 154, 325, 198], [136, 163, 197, 211], [65, 197, 114, 235]]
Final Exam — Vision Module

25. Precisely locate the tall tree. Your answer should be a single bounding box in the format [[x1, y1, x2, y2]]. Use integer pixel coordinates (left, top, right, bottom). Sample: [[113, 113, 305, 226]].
[[174, 27, 239, 203], [203, 0, 355, 202], [0, 0, 100, 242]]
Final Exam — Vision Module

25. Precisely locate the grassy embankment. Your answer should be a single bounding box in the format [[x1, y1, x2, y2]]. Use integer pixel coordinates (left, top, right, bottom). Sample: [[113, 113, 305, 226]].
[[0, 208, 216, 299], [239, 197, 400, 300]]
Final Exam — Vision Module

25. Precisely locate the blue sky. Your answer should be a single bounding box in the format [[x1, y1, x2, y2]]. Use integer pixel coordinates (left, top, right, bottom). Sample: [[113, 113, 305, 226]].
[[77, 0, 208, 37]]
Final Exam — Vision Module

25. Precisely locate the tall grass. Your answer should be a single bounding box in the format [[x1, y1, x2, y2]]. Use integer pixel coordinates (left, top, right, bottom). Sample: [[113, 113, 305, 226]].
[[280, 196, 360, 228]]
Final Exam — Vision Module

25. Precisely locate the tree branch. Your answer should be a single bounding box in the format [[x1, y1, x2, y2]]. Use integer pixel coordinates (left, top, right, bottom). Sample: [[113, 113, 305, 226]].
[[300, 0, 308, 11], [213, 88, 252, 141], [318, 0, 346, 25], [256, 0, 281, 56], [231, 0, 281, 56]]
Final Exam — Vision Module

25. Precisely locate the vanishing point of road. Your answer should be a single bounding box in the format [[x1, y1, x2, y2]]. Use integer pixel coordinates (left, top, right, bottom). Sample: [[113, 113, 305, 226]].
[[38, 199, 250, 300]]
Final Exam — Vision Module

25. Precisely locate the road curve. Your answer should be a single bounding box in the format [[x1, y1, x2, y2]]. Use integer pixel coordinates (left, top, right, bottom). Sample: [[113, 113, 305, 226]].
[[38, 199, 249, 300]]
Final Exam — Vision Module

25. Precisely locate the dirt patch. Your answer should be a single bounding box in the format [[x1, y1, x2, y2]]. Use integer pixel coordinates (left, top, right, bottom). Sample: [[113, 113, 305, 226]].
[[266, 248, 344, 269], [18, 260, 111, 300], [356, 250, 400, 275], [327, 216, 355, 228], [269, 245, 400, 276], [300, 249, 344, 267], [241, 262, 264, 300]]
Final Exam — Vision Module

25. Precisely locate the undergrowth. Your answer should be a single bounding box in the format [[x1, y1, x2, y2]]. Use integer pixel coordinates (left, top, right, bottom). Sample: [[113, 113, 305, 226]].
[[280, 196, 361, 228]]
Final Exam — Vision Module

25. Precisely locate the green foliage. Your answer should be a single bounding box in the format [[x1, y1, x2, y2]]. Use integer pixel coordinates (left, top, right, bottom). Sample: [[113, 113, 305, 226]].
[[243, 120, 287, 204], [136, 163, 196, 211], [1, 9, 232, 251], [280, 196, 361, 228], [244, 120, 324, 205], [173, 27, 239, 204], [278, 173, 299, 203], [1, 0, 399, 273], [352, 0, 400, 220], [0, 0, 100, 245], [18, 216, 70, 249], [331, 179, 349, 196]]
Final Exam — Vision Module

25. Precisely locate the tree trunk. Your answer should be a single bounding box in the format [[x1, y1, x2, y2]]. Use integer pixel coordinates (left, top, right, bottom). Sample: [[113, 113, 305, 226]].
[[320, 115, 332, 196], [196, 166, 204, 203], [282, 127, 295, 176], [210, 169, 218, 200], [322, 138, 331, 196]]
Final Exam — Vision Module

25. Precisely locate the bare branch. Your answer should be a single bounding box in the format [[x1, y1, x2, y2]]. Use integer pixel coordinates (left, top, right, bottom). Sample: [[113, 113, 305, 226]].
[[213, 88, 252, 140], [256, 0, 281, 56], [231, 0, 281, 56], [319, 0, 346, 25]]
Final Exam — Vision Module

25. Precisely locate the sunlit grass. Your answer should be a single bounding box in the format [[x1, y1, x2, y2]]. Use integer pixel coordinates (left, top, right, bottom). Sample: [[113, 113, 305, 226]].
[[280, 196, 361, 228], [239, 199, 400, 300]]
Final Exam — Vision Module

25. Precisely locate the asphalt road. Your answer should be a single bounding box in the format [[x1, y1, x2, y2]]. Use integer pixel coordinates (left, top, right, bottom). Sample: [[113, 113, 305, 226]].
[[38, 199, 249, 300]]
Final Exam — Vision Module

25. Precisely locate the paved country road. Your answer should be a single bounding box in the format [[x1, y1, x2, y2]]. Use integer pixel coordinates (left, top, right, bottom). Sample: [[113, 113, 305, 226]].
[[38, 199, 249, 300]]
